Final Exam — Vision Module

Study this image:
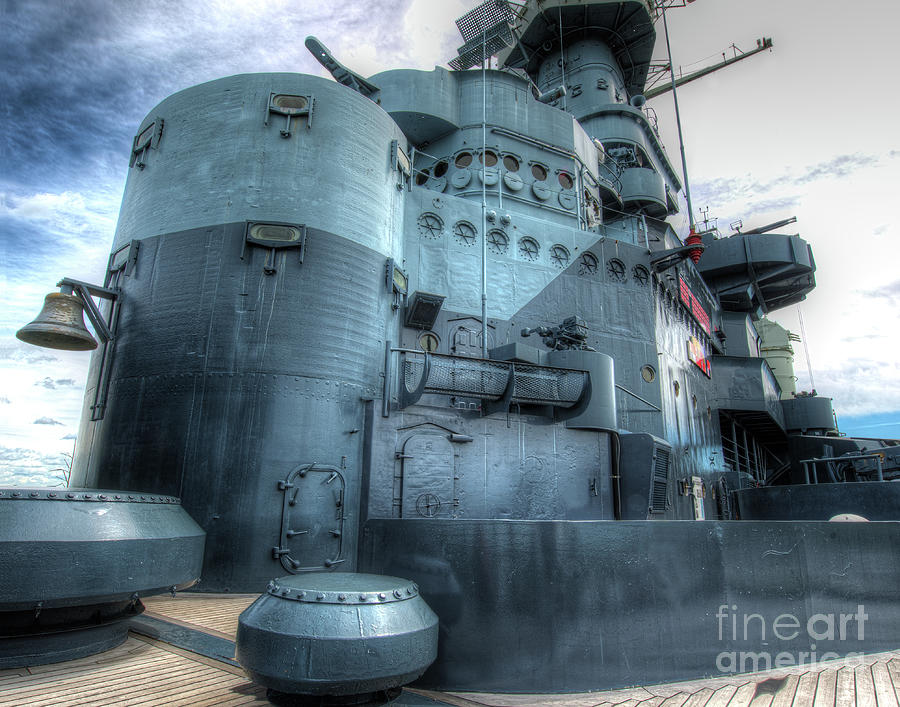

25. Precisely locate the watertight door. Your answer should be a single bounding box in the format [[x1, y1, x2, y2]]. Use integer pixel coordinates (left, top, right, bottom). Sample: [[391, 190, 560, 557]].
[[400, 434, 455, 518]]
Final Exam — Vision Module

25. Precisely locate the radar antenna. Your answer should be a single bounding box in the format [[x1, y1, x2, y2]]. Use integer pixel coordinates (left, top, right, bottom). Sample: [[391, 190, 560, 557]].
[[448, 1, 518, 71]]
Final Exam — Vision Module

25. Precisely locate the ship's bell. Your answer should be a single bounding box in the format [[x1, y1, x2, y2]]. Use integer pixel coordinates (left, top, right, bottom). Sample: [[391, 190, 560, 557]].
[[16, 292, 98, 351]]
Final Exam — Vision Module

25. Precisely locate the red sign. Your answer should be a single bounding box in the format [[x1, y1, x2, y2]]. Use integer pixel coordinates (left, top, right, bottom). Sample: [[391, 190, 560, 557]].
[[679, 277, 711, 335], [688, 336, 712, 378]]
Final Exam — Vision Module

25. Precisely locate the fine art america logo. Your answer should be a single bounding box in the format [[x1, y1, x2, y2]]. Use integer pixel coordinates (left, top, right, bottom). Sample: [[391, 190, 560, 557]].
[[715, 604, 868, 673]]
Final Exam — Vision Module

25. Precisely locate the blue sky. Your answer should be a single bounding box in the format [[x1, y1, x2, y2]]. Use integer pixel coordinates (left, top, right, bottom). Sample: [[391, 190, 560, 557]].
[[1, 0, 897, 485]]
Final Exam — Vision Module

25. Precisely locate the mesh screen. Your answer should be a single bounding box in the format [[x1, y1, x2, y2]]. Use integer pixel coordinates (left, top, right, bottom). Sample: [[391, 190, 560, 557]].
[[449, 28, 513, 70], [403, 354, 585, 406], [455, 0, 514, 42], [513, 365, 583, 404]]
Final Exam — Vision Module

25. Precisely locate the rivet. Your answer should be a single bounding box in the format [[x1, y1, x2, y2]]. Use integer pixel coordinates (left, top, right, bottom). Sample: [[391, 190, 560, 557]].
[[407, 587, 414, 595], [317, 593, 325, 601], [140, 496, 146, 501], [67, 493, 75, 499], [393, 590, 403, 599], [99, 494, 108, 500], [49, 493, 57, 498], [378, 593, 387, 601], [128, 495, 135, 500], [359, 594, 367, 601], [115, 495, 121, 500], [30, 491, 39, 497], [338, 594, 346, 601], [13, 492, 22, 497], [84, 494, 92, 499]]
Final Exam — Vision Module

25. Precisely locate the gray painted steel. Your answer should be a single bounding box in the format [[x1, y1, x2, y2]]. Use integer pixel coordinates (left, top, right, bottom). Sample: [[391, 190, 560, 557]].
[[236, 573, 438, 696], [734, 482, 900, 521], [0, 489, 205, 667], [781, 396, 836, 433], [361, 518, 900, 692], [0, 489, 204, 611]]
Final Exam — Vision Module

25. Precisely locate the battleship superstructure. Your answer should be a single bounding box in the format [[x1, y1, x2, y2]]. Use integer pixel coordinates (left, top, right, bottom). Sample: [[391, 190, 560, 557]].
[[8, 0, 900, 695]]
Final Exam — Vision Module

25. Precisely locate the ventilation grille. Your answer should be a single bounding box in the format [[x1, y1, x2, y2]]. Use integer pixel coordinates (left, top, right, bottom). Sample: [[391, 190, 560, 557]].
[[649, 447, 670, 513]]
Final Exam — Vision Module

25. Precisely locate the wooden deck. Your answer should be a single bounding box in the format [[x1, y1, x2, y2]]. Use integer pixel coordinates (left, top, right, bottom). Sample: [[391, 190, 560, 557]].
[[1, 594, 898, 706]]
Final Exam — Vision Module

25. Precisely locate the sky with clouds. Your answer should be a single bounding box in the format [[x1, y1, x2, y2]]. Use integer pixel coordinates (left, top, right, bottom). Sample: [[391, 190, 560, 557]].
[[1, 0, 898, 485]]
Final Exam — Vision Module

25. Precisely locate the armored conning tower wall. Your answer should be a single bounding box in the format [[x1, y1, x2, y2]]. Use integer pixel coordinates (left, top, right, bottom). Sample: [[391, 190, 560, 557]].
[[72, 73, 408, 590]]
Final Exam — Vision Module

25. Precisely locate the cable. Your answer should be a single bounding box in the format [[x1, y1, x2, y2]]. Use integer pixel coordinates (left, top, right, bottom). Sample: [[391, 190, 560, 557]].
[[796, 305, 816, 392]]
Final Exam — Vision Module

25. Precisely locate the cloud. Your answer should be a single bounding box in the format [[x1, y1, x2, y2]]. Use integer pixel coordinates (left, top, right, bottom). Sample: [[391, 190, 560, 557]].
[[33, 417, 63, 426], [61, 433, 77, 440], [34, 377, 77, 390], [0, 397, 9, 404], [0, 446, 72, 486], [860, 279, 900, 304], [693, 152, 883, 226]]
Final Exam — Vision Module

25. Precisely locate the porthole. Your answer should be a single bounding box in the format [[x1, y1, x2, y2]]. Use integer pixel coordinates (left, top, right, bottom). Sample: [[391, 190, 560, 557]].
[[640, 365, 656, 383], [487, 229, 509, 255], [433, 161, 449, 178], [455, 152, 473, 168], [607, 258, 627, 282], [479, 150, 498, 167], [558, 172, 574, 190], [519, 237, 540, 261], [633, 265, 650, 286], [503, 155, 520, 172], [417, 212, 444, 239], [578, 252, 598, 276], [415, 168, 430, 186], [418, 332, 440, 352], [453, 221, 478, 246], [549, 244, 570, 268], [673, 381, 680, 397], [531, 163, 548, 181]]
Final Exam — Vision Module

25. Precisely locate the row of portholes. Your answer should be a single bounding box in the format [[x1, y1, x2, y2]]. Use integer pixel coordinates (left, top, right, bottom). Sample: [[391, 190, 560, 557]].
[[416, 213, 575, 266], [577, 253, 651, 285], [416, 150, 574, 190]]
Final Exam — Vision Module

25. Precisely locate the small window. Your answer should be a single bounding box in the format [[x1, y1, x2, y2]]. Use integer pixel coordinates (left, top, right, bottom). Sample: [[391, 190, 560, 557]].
[[673, 381, 680, 397], [272, 94, 308, 111], [455, 152, 473, 168], [518, 237, 540, 261], [558, 172, 574, 190], [266, 93, 313, 136], [531, 163, 548, 181], [578, 252, 598, 276], [479, 150, 498, 167], [134, 123, 156, 152], [550, 244, 570, 268], [415, 168, 430, 186], [418, 332, 440, 352], [130, 118, 163, 169], [247, 223, 304, 244], [607, 258, 626, 282], [433, 161, 449, 178], [503, 155, 520, 172]]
